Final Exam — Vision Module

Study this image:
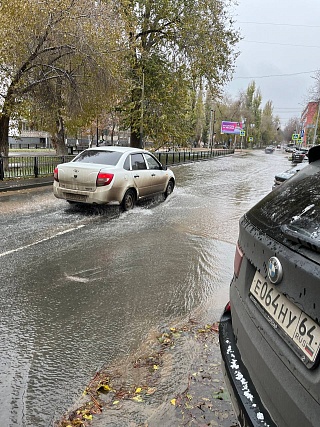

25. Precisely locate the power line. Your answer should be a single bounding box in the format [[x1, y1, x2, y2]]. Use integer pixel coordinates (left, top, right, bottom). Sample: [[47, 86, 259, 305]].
[[238, 21, 320, 28], [234, 70, 318, 79], [244, 40, 320, 49]]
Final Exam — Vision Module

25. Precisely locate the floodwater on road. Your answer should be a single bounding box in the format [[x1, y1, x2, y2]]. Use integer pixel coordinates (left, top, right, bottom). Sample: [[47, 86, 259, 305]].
[[0, 149, 291, 426]]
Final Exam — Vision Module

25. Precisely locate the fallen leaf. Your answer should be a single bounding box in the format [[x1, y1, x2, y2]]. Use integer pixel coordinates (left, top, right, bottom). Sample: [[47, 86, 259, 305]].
[[170, 398, 176, 406], [83, 414, 93, 420], [97, 384, 112, 393], [212, 389, 230, 401]]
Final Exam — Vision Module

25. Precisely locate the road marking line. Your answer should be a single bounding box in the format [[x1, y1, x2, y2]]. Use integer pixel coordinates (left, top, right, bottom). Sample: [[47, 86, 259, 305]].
[[0, 225, 85, 258]]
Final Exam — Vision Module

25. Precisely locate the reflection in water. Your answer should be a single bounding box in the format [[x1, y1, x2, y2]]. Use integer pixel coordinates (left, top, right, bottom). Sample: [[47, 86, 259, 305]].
[[0, 150, 290, 426]]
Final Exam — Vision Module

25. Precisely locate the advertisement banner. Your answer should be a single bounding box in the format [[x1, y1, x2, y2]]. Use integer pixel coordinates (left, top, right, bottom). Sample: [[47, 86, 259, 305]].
[[221, 121, 243, 135]]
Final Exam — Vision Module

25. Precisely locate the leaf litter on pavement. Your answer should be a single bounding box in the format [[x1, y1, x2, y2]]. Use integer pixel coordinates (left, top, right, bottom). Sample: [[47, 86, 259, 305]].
[[54, 319, 237, 427]]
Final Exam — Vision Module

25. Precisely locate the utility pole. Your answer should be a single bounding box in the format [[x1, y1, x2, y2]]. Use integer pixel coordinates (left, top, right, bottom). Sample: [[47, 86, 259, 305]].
[[312, 100, 320, 146], [96, 117, 99, 147], [139, 71, 145, 149], [211, 110, 216, 153]]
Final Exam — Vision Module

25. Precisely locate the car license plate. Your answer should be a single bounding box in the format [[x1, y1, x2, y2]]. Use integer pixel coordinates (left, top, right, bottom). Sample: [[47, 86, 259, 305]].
[[65, 193, 86, 202], [250, 271, 320, 365]]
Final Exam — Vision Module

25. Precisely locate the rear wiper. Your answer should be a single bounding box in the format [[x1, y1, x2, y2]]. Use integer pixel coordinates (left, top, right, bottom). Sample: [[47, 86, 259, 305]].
[[281, 224, 320, 253]]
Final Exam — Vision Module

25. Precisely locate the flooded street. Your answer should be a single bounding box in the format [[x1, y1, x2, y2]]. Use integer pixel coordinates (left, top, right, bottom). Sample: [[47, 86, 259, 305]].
[[0, 150, 291, 426]]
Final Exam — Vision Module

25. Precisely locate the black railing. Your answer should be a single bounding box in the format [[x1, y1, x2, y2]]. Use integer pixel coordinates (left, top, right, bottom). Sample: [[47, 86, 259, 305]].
[[153, 148, 234, 165], [0, 149, 234, 181], [0, 155, 74, 180]]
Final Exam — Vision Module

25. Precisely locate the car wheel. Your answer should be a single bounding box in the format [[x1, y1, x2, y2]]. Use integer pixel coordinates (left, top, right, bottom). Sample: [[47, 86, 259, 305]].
[[164, 180, 174, 199], [121, 189, 136, 211]]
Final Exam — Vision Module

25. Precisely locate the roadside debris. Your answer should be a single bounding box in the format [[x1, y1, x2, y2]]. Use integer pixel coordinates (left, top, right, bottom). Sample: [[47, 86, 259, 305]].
[[54, 320, 237, 427]]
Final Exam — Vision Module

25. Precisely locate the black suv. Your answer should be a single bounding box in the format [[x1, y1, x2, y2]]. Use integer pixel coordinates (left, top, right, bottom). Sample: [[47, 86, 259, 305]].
[[219, 146, 320, 426]]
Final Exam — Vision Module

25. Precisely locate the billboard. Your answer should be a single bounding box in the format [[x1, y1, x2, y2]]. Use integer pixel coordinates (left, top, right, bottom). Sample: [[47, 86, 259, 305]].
[[221, 121, 243, 135]]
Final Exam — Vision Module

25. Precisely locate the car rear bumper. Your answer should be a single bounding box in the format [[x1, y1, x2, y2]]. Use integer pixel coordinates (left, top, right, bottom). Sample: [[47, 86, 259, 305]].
[[219, 307, 276, 427], [53, 182, 122, 205]]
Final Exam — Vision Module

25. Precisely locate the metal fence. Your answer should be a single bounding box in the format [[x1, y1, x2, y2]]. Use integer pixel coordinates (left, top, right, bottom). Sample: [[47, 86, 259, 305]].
[[0, 149, 234, 181], [0, 155, 74, 180], [154, 148, 234, 165]]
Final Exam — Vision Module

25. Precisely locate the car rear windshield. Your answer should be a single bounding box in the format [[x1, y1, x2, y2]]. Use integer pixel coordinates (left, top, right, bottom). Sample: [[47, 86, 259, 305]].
[[247, 162, 320, 253], [73, 150, 122, 165]]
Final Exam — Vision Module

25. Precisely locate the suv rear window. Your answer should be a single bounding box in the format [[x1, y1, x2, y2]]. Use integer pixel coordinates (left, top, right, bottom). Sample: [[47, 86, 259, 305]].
[[247, 162, 320, 254], [73, 150, 122, 165]]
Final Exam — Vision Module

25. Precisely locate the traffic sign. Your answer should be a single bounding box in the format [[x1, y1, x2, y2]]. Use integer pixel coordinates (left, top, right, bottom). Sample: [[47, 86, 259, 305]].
[[292, 133, 299, 140], [240, 130, 245, 136]]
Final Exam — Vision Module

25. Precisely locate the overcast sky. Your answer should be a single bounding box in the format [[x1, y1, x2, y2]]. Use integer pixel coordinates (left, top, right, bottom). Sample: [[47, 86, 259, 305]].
[[224, 0, 320, 126]]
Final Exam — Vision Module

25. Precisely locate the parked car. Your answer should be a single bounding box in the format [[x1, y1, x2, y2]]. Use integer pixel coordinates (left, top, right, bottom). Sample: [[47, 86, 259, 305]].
[[53, 146, 175, 210], [219, 145, 320, 427], [292, 147, 309, 164], [272, 162, 308, 189]]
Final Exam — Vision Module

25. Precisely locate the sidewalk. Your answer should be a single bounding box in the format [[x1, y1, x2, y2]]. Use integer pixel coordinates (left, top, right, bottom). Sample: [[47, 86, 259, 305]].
[[0, 176, 53, 192]]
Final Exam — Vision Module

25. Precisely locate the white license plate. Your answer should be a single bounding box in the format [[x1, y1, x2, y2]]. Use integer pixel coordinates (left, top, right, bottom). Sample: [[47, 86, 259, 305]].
[[65, 193, 86, 202], [250, 271, 320, 364]]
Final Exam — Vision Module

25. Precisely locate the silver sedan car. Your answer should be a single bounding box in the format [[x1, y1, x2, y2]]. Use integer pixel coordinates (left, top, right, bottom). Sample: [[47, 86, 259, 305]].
[[53, 146, 175, 210]]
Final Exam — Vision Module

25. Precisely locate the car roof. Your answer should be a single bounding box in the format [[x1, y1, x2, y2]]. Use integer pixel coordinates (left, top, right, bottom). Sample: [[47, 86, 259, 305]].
[[85, 146, 148, 154]]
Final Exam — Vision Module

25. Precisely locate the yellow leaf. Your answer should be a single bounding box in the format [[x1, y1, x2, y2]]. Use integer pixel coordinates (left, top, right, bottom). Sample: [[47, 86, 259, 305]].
[[113, 400, 120, 405], [170, 398, 176, 406], [135, 387, 142, 393], [97, 384, 112, 393], [132, 395, 143, 402], [153, 365, 159, 370], [83, 414, 93, 420]]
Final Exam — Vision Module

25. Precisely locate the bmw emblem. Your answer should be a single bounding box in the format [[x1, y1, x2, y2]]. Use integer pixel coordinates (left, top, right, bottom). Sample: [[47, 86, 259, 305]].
[[267, 257, 283, 285]]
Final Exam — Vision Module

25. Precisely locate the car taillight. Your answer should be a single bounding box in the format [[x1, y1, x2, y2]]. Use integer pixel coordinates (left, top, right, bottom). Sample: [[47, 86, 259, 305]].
[[234, 241, 244, 278], [224, 301, 231, 313], [53, 167, 59, 182], [96, 172, 114, 187]]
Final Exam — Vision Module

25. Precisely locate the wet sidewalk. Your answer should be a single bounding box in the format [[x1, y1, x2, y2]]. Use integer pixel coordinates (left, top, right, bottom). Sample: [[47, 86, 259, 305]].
[[0, 176, 53, 192]]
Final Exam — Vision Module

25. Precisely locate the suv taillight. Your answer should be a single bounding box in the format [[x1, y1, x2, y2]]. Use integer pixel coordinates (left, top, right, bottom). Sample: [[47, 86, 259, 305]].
[[96, 172, 114, 187], [53, 167, 59, 182], [234, 241, 244, 278]]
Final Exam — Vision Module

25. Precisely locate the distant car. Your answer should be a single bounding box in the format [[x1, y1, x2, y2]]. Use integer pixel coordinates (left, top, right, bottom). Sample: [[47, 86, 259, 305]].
[[219, 145, 320, 427], [265, 146, 274, 153], [272, 162, 308, 189], [285, 145, 297, 153], [53, 146, 175, 210]]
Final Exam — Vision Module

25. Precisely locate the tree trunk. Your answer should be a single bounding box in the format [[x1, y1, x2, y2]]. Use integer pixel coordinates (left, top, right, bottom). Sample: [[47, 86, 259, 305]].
[[52, 116, 67, 155], [130, 128, 140, 148], [0, 114, 10, 157]]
